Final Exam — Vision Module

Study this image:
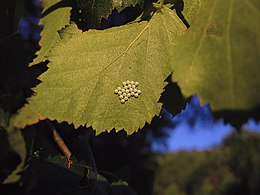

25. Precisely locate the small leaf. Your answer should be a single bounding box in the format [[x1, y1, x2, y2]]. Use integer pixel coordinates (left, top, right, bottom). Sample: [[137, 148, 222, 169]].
[[171, 0, 260, 111], [3, 124, 26, 184], [30, 0, 71, 66], [13, 6, 186, 134], [0, 109, 26, 184]]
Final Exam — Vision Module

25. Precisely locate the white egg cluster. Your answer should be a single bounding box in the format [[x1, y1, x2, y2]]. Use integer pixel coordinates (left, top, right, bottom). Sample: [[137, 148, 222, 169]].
[[114, 80, 141, 104]]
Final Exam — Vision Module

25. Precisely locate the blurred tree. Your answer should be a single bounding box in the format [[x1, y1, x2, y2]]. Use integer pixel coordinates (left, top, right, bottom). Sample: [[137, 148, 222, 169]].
[[154, 130, 260, 195]]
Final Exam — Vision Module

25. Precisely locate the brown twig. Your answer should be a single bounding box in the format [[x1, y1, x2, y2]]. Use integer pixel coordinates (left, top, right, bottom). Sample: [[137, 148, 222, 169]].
[[46, 120, 72, 168]]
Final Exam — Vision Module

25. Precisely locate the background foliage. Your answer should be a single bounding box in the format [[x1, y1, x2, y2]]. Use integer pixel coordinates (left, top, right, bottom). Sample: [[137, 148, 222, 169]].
[[154, 131, 260, 195]]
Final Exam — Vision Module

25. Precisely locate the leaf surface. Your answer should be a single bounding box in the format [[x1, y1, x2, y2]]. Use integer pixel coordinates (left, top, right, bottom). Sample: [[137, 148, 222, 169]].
[[13, 6, 186, 134], [181, 0, 201, 24], [30, 0, 71, 66], [171, 0, 260, 110]]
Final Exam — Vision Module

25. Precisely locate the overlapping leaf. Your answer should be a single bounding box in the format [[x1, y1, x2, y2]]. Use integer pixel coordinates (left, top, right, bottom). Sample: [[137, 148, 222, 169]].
[[3, 124, 26, 184], [30, 0, 71, 66], [181, 0, 201, 24], [113, 0, 144, 12], [171, 0, 260, 110], [165, 0, 201, 23], [76, 0, 113, 28], [13, 6, 186, 134]]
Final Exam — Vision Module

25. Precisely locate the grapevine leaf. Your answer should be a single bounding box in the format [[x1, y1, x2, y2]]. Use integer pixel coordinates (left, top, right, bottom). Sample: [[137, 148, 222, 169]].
[[113, 0, 144, 13], [32, 155, 108, 194], [12, 6, 186, 134], [171, 0, 260, 111], [30, 0, 71, 66]]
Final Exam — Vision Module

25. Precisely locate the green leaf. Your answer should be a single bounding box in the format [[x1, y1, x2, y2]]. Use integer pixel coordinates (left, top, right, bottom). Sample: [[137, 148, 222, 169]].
[[13, 6, 186, 134], [76, 0, 144, 27], [164, 0, 201, 24], [76, 0, 113, 27], [171, 0, 260, 111], [181, 0, 201, 24], [113, 0, 144, 13], [46, 155, 96, 178], [30, 0, 71, 66], [3, 124, 26, 184]]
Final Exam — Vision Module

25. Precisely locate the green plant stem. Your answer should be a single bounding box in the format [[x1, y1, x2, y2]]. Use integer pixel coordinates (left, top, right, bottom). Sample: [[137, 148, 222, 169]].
[[46, 120, 72, 168]]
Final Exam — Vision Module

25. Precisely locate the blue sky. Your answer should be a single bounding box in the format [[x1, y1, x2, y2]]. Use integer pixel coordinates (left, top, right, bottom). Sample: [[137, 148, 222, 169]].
[[153, 96, 260, 152]]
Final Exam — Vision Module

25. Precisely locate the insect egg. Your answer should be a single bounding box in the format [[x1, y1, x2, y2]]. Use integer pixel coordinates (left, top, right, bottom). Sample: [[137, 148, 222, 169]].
[[116, 80, 141, 103]]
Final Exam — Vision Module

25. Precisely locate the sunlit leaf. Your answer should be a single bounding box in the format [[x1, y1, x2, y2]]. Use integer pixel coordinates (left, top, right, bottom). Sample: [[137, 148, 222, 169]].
[[30, 0, 71, 66], [171, 0, 260, 110], [13, 6, 186, 134]]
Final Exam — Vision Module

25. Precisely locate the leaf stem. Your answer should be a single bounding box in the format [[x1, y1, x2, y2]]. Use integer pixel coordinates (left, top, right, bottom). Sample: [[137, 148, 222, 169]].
[[46, 120, 72, 168]]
